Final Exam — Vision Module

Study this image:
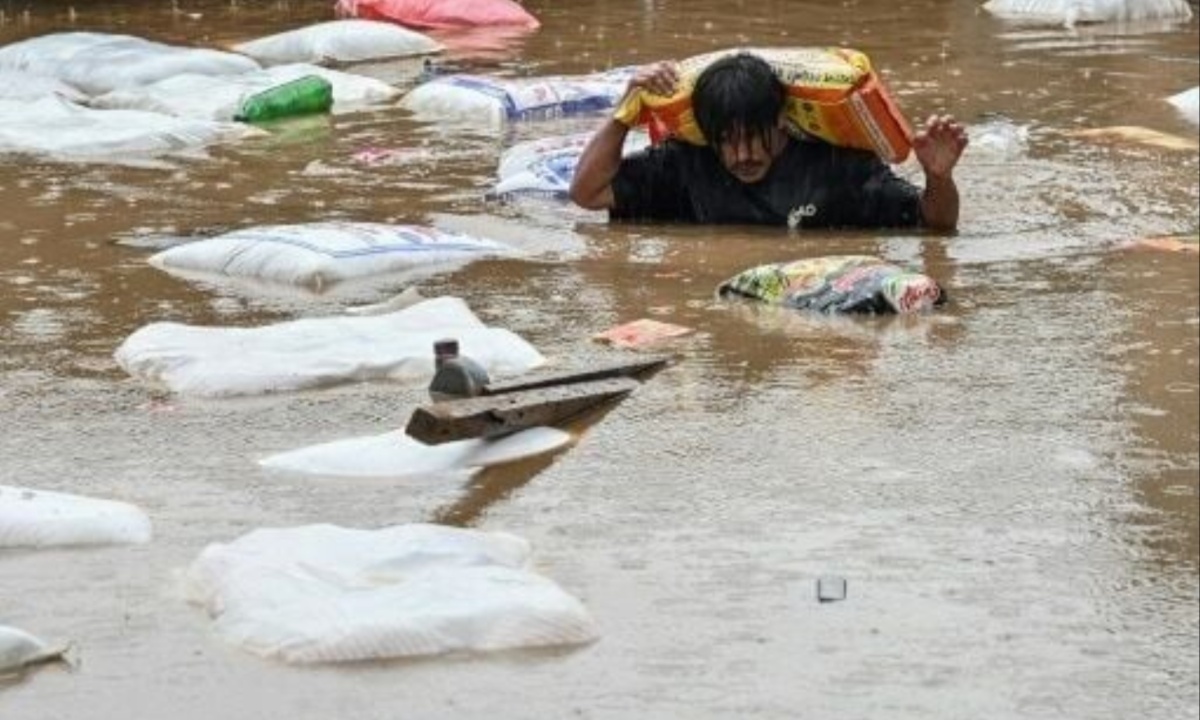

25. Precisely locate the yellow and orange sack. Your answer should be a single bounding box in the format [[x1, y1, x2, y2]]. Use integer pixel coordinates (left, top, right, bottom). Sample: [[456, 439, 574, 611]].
[[613, 47, 913, 163]]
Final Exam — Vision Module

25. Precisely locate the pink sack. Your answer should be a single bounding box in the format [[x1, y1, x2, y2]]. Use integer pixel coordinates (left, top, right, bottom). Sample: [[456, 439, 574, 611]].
[[336, 0, 540, 29]]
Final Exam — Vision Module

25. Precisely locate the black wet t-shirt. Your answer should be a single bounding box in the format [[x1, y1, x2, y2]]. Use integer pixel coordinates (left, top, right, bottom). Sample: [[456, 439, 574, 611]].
[[610, 136, 922, 228]]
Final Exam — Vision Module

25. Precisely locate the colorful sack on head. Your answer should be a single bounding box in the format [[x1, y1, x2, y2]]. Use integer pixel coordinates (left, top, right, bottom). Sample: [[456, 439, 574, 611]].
[[613, 47, 913, 163], [717, 255, 944, 314]]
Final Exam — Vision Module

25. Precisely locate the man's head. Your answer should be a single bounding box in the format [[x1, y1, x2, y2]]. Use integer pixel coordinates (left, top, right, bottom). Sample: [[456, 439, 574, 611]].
[[692, 53, 788, 184]]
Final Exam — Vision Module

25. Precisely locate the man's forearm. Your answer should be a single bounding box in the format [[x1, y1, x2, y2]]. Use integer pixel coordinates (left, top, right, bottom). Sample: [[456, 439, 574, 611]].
[[920, 174, 959, 231], [568, 119, 630, 210]]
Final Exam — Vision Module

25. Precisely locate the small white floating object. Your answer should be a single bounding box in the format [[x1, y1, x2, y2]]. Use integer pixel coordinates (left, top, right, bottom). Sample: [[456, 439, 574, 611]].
[[967, 117, 1030, 159], [0, 32, 260, 95], [1167, 86, 1199, 125], [147, 222, 509, 289], [260, 426, 571, 477], [0, 626, 68, 675], [183, 523, 597, 664], [91, 64, 400, 121], [233, 19, 443, 66], [0, 484, 152, 548], [114, 296, 545, 397], [982, 0, 1193, 26]]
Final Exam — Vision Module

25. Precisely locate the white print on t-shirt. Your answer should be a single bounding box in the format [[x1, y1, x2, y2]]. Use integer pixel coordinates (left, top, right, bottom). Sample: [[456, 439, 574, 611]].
[[787, 204, 818, 229]]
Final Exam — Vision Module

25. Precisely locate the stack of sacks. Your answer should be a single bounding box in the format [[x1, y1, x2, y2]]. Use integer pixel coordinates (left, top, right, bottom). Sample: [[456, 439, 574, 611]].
[[145, 222, 512, 289], [113, 296, 546, 397], [335, 0, 540, 29], [0, 484, 152, 548], [400, 67, 635, 126], [232, 19, 443, 66], [183, 523, 595, 664], [981, 0, 1193, 25]]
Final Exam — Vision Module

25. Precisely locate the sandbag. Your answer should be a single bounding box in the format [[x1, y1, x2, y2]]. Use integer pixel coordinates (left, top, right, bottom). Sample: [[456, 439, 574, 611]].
[[182, 523, 596, 664], [492, 130, 651, 200], [0, 627, 67, 675], [718, 255, 945, 314], [147, 222, 509, 289], [400, 68, 634, 125], [613, 47, 913, 163], [336, 0, 540, 30], [0, 32, 260, 95], [113, 296, 546, 397], [0, 96, 259, 159], [982, 0, 1193, 24], [1167, 87, 1199, 125], [0, 484, 152, 548], [260, 426, 571, 477], [233, 19, 442, 66], [0, 70, 87, 102]]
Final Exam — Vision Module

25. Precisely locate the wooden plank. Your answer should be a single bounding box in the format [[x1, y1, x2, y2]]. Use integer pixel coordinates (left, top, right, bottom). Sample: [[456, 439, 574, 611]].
[[405, 377, 640, 445], [482, 356, 670, 396]]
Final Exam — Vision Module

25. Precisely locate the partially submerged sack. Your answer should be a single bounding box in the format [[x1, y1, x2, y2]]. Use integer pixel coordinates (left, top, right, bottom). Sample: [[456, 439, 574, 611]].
[[0, 484, 152, 548], [182, 523, 595, 664], [0, 32, 260, 95], [148, 222, 510, 289], [492, 130, 649, 199], [982, 0, 1193, 24], [613, 47, 913, 163], [401, 68, 634, 125], [233, 19, 442, 66], [0, 70, 87, 102], [718, 255, 945, 314], [336, 0, 540, 29], [92, 64, 400, 121], [113, 296, 545, 397], [0, 96, 257, 159]]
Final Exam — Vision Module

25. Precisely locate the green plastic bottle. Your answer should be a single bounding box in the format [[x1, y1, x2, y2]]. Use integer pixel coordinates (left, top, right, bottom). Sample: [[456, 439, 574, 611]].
[[235, 75, 334, 124]]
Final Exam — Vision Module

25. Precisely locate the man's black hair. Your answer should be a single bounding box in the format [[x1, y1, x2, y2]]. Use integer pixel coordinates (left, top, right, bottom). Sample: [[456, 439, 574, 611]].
[[692, 52, 786, 149]]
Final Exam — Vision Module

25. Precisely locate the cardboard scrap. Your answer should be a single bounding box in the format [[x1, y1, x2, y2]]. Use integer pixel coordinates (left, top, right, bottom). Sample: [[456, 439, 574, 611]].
[[593, 318, 693, 349]]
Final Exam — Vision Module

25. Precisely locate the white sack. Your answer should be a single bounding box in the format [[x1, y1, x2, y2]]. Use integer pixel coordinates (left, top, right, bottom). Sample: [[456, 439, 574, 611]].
[[0, 626, 66, 675], [183, 523, 598, 664], [260, 426, 572, 477], [0, 32, 260, 95], [0, 484, 152, 548], [114, 296, 545, 397], [91, 64, 400, 121], [493, 130, 649, 200], [982, 0, 1193, 25], [147, 222, 508, 289], [233, 19, 442, 66], [0, 97, 257, 159], [1167, 86, 1199, 125], [400, 68, 634, 126], [0, 70, 87, 102]]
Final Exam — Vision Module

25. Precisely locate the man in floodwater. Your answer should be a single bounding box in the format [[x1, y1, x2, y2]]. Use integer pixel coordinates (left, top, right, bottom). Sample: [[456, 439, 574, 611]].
[[569, 52, 968, 230]]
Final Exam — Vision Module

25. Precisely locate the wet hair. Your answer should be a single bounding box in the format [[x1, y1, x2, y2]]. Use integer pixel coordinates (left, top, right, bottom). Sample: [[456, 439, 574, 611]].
[[692, 53, 786, 150]]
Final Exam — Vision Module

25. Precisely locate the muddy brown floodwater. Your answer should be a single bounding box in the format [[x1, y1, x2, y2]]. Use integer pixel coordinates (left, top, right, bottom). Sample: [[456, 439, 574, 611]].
[[1, 1, 1197, 718]]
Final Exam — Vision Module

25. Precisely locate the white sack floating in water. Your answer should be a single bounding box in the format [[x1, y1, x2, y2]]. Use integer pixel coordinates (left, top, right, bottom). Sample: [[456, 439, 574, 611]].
[[260, 426, 572, 478], [0, 96, 259, 159], [400, 68, 635, 126], [0, 70, 88, 103], [0, 626, 69, 676], [183, 523, 597, 664], [0, 484, 152, 548], [114, 296, 545, 397], [0, 32, 260, 95], [1167, 86, 1199, 125], [91, 64, 400, 121], [146, 222, 509, 289], [492, 130, 650, 201], [233, 19, 443, 66], [982, 0, 1193, 25]]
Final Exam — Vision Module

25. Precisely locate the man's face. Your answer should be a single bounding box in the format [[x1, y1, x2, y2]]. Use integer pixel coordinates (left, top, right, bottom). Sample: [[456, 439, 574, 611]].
[[717, 125, 784, 184]]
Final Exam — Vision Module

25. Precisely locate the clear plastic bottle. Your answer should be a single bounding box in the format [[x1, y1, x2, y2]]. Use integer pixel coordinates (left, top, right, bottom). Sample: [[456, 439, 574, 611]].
[[428, 338, 490, 402]]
